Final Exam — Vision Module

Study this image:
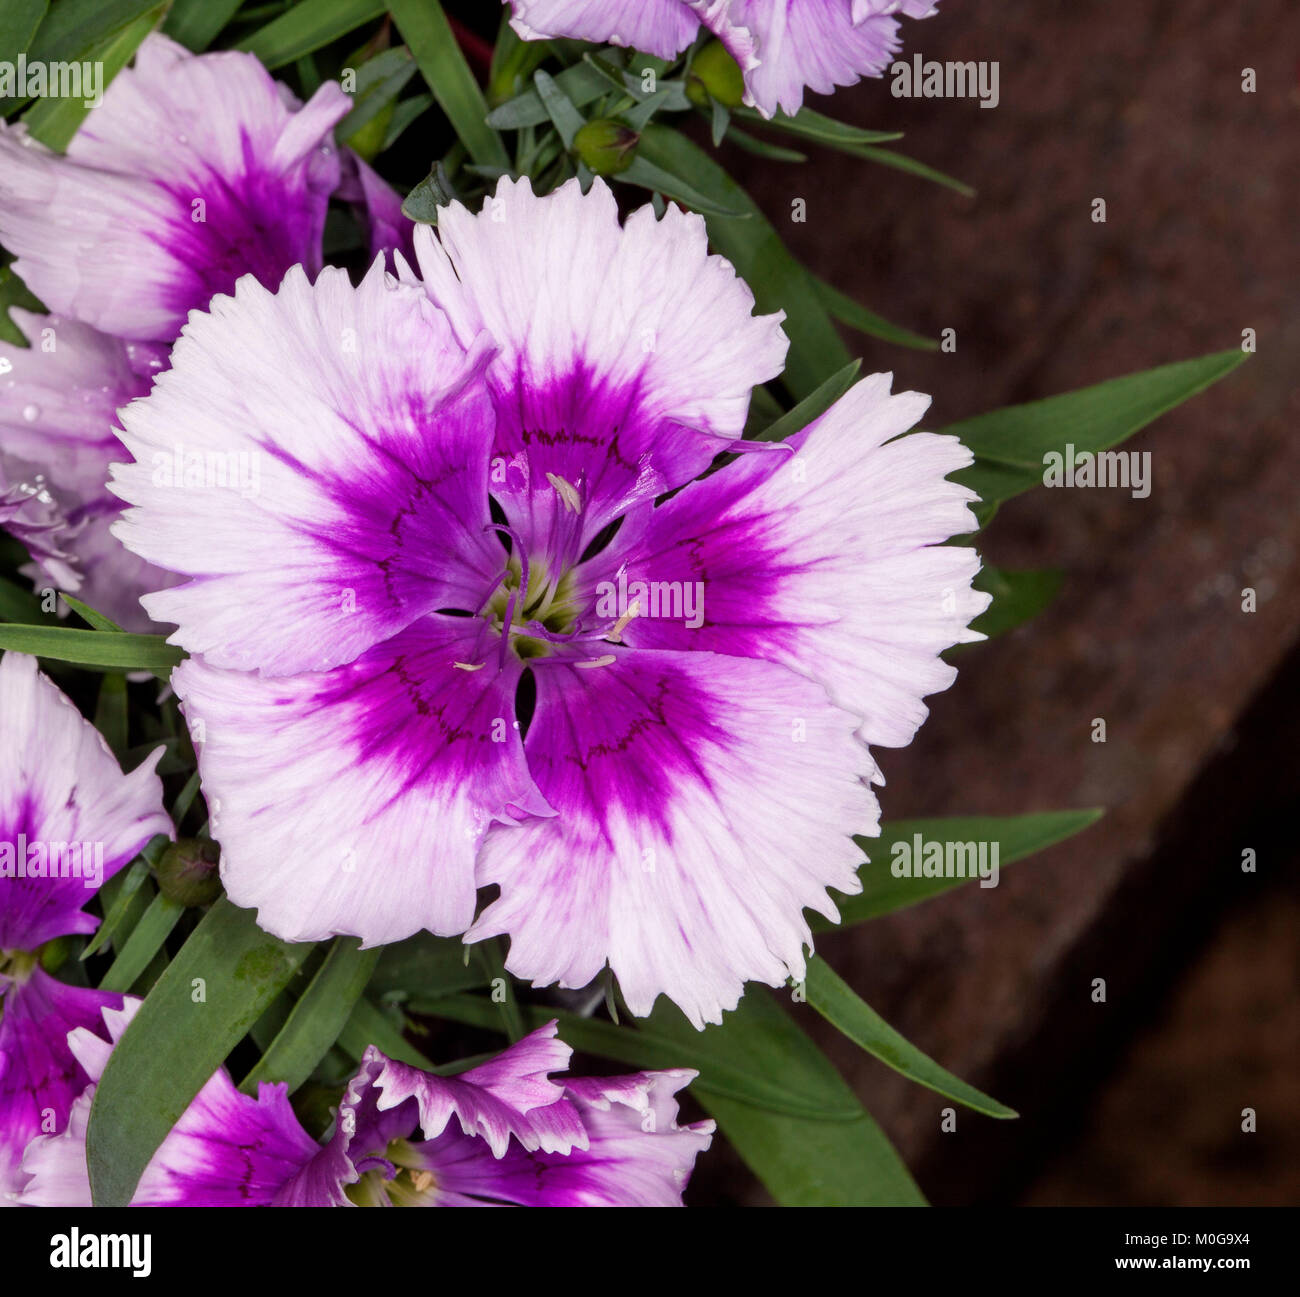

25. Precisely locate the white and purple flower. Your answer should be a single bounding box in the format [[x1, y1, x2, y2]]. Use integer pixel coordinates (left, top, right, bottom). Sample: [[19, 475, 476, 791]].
[[0, 34, 408, 628], [108, 175, 987, 1028], [505, 0, 941, 117], [0, 651, 171, 1202], [19, 1013, 713, 1206]]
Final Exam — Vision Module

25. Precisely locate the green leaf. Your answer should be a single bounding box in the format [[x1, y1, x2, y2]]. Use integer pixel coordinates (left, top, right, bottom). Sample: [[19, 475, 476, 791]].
[[338, 995, 434, 1069], [0, 0, 47, 66], [823, 809, 1104, 929], [171, 770, 202, 823], [948, 349, 1249, 470], [813, 276, 938, 351], [721, 125, 807, 164], [0, 262, 44, 346], [618, 155, 748, 219], [531, 68, 585, 149], [163, 0, 243, 51], [969, 565, 1063, 639], [382, 90, 432, 148], [336, 45, 417, 142], [0, 624, 183, 672], [98, 893, 184, 993], [369, 932, 487, 997], [81, 857, 152, 960], [636, 124, 851, 399], [804, 959, 1016, 1118], [735, 105, 902, 148], [749, 359, 860, 443], [93, 673, 128, 753], [22, 3, 165, 150], [401, 160, 460, 223], [645, 992, 927, 1206], [61, 592, 122, 631], [485, 59, 608, 129], [951, 350, 1250, 525], [236, 0, 383, 69], [0, 0, 158, 116], [850, 145, 974, 197], [87, 898, 312, 1205], [387, 0, 510, 169], [240, 938, 380, 1095], [0, 573, 53, 624]]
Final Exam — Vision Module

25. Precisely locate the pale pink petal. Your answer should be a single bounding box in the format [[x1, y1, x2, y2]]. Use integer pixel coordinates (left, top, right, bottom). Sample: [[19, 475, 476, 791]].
[[470, 648, 874, 1027], [111, 263, 504, 675], [172, 616, 551, 947]]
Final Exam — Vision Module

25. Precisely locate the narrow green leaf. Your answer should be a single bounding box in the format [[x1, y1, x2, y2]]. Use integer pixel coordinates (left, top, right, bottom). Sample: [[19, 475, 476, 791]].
[[822, 809, 1104, 929], [814, 276, 938, 351], [645, 992, 927, 1206], [368, 931, 489, 997], [969, 566, 1063, 639], [382, 90, 432, 148], [636, 124, 851, 399], [0, 624, 183, 671], [81, 858, 151, 960], [948, 349, 1249, 470], [336, 45, 417, 141], [236, 0, 384, 69], [387, 0, 510, 169], [94, 673, 128, 753], [60, 593, 122, 631], [532, 68, 584, 149], [850, 145, 974, 197], [98, 893, 184, 993], [22, 3, 165, 151], [87, 898, 312, 1205], [722, 125, 807, 164], [0, 0, 47, 66], [750, 359, 860, 443], [710, 96, 729, 146], [240, 938, 380, 1095], [804, 959, 1016, 1118], [171, 770, 202, 824], [0, 262, 44, 347], [163, 0, 243, 50], [0, 0, 158, 116], [0, 573, 53, 624], [735, 105, 902, 148], [618, 154, 748, 219], [337, 995, 434, 1070], [485, 59, 608, 128]]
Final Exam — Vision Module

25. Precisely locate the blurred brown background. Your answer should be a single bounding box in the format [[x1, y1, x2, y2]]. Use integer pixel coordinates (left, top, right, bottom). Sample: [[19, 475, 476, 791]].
[[694, 0, 1298, 1206]]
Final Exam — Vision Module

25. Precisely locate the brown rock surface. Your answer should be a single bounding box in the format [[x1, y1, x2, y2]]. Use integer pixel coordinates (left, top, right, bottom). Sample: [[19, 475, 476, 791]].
[[691, 0, 1298, 1205]]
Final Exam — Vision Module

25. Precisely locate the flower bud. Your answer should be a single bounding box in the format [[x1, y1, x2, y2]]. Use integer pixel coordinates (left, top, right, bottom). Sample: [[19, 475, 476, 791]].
[[155, 838, 223, 907], [686, 40, 745, 109], [573, 119, 639, 176]]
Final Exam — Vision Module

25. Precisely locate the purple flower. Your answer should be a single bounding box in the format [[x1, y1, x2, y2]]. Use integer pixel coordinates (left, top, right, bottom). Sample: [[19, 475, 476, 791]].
[[505, 0, 940, 117], [19, 1013, 713, 1206], [0, 651, 171, 1201], [0, 35, 408, 629], [109, 176, 988, 1027]]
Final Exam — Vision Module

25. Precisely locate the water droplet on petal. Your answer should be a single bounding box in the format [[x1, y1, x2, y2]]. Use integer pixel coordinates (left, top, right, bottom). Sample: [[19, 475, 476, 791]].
[[22, 403, 40, 423]]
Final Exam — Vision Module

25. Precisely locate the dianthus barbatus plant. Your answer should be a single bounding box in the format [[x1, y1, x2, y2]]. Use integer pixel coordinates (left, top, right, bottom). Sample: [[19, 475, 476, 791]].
[[505, 0, 941, 116], [20, 1013, 712, 1206], [110, 175, 988, 1028], [0, 33, 404, 628], [0, 652, 170, 1202]]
